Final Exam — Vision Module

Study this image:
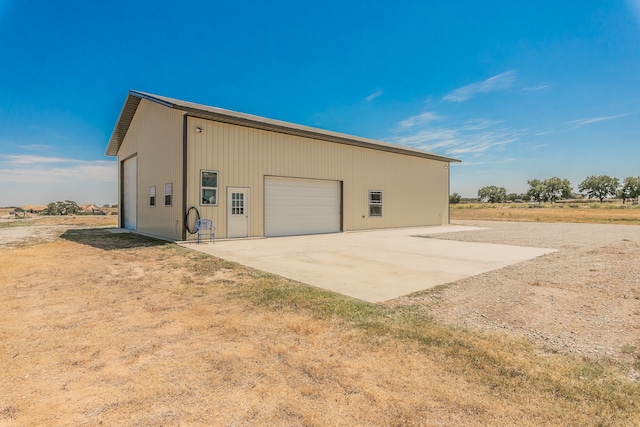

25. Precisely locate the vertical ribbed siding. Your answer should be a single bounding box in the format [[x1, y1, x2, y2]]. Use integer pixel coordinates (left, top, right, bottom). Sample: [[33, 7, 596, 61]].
[[117, 100, 184, 240], [185, 116, 449, 240]]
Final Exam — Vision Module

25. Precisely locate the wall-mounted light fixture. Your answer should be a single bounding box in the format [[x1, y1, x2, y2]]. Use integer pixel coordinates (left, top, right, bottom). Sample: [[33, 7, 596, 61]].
[[195, 126, 203, 133]]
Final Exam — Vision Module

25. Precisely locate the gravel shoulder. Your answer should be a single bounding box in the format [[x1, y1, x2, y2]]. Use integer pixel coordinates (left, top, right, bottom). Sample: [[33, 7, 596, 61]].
[[389, 220, 640, 379]]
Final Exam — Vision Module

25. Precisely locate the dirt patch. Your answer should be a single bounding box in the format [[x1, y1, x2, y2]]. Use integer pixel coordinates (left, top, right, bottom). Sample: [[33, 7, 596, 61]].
[[389, 220, 640, 378], [0, 216, 117, 248]]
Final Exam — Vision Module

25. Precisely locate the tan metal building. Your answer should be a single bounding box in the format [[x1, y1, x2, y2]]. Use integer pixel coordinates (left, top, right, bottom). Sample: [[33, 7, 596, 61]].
[[105, 91, 460, 241]]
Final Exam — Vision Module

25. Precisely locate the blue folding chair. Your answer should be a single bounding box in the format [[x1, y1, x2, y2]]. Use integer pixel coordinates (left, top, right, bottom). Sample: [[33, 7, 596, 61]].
[[196, 219, 215, 243]]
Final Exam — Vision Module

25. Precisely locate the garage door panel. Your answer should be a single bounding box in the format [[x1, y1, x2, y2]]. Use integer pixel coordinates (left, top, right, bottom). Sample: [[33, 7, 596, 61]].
[[265, 177, 340, 237]]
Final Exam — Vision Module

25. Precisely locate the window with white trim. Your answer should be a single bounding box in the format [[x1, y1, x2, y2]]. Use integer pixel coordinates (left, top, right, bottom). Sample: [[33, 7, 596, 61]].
[[201, 170, 218, 205], [149, 186, 156, 206], [164, 183, 172, 206], [369, 190, 382, 217]]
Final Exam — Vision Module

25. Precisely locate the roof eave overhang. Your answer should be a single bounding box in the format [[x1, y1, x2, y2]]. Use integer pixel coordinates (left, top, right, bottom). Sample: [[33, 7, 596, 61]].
[[105, 94, 142, 156], [105, 90, 461, 164]]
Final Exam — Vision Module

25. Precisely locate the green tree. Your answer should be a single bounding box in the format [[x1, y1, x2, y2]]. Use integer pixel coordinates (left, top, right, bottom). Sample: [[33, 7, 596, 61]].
[[578, 175, 620, 202], [543, 177, 573, 203], [42, 200, 80, 215], [449, 192, 462, 204], [619, 176, 640, 202], [526, 179, 546, 204], [477, 186, 507, 203], [63, 200, 80, 215], [527, 177, 572, 204], [42, 202, 59, 215]]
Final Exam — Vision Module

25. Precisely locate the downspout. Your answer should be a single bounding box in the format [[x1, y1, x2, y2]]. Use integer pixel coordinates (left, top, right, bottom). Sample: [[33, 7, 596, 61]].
[[181, 114, 188, 240], [447, 162, 451, 225], [119, 159, 124, 229]]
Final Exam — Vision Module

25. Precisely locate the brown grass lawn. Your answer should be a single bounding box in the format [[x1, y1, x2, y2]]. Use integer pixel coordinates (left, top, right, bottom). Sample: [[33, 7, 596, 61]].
[[451, 203, 640, 225], [1, 222, 639, 425]]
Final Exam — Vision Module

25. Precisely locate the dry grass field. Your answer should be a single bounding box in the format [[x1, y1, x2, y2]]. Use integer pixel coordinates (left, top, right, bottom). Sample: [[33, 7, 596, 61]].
[[451, 202, 640, 225], [1, 214, 639, 425]]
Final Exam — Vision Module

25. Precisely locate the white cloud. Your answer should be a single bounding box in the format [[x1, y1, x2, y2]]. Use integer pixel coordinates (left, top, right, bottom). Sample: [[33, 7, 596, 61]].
[[460, 118, 501, 131], [564, 112, 632, 128], [442, 70, 517, 102], [364, 89, 383, 102], [390, 110, 520, 158], [0, 155, 117, 206], [1, 155, 83, 166], [18, 144, 55, 152], [445, 129, 518, 155], [460, 157, 521, 166], [397, 111, 443, 130], [521, 82, 551, 92], [523, 143, 549, 150]]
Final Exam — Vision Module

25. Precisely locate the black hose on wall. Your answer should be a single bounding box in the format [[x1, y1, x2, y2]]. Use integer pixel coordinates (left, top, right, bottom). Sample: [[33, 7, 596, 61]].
[[185, 206, 200, 235]]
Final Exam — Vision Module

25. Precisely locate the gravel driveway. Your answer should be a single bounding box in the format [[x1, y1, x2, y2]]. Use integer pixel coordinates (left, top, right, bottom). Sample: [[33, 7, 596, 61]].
[[390, 220, 640, 379], [0, 223, 65, 248]]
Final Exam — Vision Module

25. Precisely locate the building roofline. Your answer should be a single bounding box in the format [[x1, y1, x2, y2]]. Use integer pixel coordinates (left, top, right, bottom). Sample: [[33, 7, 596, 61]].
[[105, 90, 461, 163]]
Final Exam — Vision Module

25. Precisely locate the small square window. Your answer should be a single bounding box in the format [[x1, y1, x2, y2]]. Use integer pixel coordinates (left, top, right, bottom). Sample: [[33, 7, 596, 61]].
[[201, 170, 218, 205], [149, 186, 156, 206], [369, 190, 382, 217], [165, 183, 172, 206]]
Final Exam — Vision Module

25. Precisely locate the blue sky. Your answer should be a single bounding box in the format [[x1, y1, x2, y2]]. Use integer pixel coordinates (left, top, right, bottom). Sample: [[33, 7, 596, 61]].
[[1, 0, 639, 206]]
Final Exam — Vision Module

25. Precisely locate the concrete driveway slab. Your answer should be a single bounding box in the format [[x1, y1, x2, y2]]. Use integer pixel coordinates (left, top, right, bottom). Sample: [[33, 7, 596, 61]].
[[180, 225, 555, 303]]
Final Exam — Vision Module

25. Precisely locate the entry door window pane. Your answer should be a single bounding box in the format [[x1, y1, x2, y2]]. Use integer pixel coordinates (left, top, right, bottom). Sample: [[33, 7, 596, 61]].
[[232, 193, 244, 215]]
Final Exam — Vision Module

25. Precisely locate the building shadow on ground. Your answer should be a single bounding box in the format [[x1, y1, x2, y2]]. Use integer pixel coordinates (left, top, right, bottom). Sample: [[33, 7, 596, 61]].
[[61, 228, 169, 250]]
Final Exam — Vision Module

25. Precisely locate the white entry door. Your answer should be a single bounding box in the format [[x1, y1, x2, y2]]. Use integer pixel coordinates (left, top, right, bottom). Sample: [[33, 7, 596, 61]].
[[227, 187, 250, 238], [122, 156, 137, 230]]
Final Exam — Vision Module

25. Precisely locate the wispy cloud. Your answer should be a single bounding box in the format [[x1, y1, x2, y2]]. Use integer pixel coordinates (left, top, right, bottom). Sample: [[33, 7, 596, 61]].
[[460, 157, 521, 166], [0, 154, 117, 205], [0, 155, 116, 184], [442, 70, 517, 102], [1, 155, 80, 165], [520, 142, 549, 150], [18, 144, 55, 152], [390, 110, 521, 158], [564, 112, 632, 128], [397, 111, 443, 130], [364, 89, 383, 102], [445, 129, 519, 155], [521, 82, 551, 92]]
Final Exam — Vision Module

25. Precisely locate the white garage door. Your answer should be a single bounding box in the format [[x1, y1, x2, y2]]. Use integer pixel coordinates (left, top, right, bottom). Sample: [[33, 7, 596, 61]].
[[265, 177, 341, 237], [122, 156, 137, 230]]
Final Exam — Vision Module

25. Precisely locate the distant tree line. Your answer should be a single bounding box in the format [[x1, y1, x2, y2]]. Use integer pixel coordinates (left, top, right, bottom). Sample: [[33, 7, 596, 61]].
[[450, 175, 640, 204]]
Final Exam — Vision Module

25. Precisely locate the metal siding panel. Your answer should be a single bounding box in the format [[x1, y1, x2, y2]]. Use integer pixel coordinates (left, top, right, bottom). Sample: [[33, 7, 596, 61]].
[[117, 100, 184, 240], [185, 117, 449, 239]]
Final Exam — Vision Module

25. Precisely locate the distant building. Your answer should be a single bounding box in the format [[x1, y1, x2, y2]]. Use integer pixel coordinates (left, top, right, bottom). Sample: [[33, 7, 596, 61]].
[[21, 204, 46, 214], [80, 204, 106, 215]]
